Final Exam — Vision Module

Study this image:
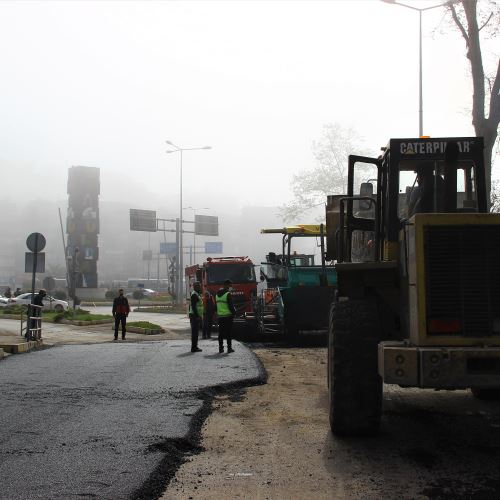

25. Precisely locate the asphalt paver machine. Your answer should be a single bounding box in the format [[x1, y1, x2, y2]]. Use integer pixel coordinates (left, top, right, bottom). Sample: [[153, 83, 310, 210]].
[[326, 137, 500, 435], [258, 225, 337, 341]]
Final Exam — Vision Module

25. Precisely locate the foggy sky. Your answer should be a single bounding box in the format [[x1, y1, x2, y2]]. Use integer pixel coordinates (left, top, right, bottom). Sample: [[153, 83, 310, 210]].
[[0, 0, 497, 284]]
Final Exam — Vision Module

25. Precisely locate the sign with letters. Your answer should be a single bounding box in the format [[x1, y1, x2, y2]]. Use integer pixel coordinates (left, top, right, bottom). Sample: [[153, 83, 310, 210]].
[[160, 242, 177, 255], [205, 242, 223, 254], [195, 215, 218, 236], [130, 209, 157, 232]]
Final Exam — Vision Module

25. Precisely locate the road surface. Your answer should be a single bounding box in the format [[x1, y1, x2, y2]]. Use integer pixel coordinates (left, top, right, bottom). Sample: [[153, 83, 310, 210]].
[[0, 341, 264, 499]]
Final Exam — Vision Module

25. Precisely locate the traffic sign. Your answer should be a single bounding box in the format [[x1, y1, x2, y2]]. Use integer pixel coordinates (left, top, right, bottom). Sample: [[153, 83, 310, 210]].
[[130, 209, 157, 232], [26, 233, 46, 253], [195, 215, 218, 236], [160, 242, 178, 255], [25, 252, 45, 273], [205, 242, 223, 254]]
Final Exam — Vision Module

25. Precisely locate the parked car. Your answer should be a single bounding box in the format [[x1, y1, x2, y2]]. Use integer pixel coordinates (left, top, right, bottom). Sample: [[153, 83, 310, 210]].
[[9, 293, 69, 311], [0, 297, 10, 307], [126, 288, 157, 298]]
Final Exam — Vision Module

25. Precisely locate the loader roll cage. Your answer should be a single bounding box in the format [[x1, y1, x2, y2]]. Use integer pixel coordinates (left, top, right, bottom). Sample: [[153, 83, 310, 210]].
[[335, 137, 487, 263]]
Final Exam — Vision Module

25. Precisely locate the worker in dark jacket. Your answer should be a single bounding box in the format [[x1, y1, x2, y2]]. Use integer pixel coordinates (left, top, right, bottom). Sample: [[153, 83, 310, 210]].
[[202, 290, 215, 339], [216, 279, 237, 354], [27, 289, 46, 340], [112, 289, 130, 340], [189, 282, 203, 352]]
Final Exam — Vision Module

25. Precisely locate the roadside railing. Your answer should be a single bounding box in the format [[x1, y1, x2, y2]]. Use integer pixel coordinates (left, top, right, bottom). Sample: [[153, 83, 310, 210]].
[[21, 304, 43, 341]]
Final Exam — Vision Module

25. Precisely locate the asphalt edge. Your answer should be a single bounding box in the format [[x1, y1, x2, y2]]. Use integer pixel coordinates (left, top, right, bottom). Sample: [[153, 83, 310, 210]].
[[130, 348, 268, 500]]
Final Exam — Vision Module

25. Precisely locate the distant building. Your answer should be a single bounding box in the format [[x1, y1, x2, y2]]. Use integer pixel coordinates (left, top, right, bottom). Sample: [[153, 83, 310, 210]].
[[67, 166, 100, 288]]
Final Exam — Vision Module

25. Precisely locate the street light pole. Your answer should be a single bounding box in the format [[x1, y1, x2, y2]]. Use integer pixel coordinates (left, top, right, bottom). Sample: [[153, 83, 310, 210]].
[[166, 141, 211, 303], [179, 148, 183, 301], [418, 9, 423, 137], [381, 0, 452, 136]]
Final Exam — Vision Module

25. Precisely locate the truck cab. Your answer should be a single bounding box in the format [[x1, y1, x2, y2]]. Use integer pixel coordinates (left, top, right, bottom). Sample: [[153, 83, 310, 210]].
[[185, 257, 257, 317]]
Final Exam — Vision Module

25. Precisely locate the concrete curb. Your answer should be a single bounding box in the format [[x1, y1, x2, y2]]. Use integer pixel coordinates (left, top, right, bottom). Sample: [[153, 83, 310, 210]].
[[0, 340, 43, 354], [0, 315, 113, 326], [59, 318, 113, 326], [110, 326, 166, 335], [82, 301, 172, 307]]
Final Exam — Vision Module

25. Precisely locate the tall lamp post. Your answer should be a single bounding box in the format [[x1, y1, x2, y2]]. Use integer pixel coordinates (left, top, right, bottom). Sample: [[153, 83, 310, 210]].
[[381, 0, 451, 136], [166, 141, 211, 302], [184, 206, 211, 265]]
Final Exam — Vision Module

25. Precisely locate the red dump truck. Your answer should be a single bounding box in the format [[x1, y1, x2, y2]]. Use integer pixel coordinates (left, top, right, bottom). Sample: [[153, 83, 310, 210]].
[[185, 256, 257, 318]]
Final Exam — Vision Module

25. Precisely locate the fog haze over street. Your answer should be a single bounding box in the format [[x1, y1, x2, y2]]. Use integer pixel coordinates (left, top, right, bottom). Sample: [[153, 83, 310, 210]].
[[0, 0, 497, 279]]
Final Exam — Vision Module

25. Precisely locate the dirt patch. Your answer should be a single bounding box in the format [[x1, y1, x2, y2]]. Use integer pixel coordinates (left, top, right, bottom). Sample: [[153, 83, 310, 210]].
[[160, 347, 338, 500], [160, 347, 500, 500]]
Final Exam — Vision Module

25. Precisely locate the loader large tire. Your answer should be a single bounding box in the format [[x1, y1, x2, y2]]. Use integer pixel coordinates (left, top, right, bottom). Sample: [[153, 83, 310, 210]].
[[328, 298, 382, 436]]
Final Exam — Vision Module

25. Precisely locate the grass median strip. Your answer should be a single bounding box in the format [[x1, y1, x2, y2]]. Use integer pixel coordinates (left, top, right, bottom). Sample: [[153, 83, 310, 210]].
[[47, 310, 114, 322], [127, 321, 162, 330], [0, 306, 113, 323]]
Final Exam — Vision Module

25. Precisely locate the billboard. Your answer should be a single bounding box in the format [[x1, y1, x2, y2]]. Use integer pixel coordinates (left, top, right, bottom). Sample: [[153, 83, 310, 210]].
[[205, 242, 223, 254], [130, 209, 157, 232], [160, 242, 178, 255], [195, 215, 218, 236]]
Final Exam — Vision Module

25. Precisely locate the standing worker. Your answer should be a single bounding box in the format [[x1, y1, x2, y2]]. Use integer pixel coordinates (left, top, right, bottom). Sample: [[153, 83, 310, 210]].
[[202, 290, 215, 340], [216, 279, 236, 354], [27, 289, 46, 340], [112, 288, 130, 341], [189, 282, 203, 352]]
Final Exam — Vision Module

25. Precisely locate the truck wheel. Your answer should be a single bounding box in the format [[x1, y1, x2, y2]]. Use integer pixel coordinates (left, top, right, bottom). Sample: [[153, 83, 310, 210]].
[[328, 298, 382, 436], [471, 388, 500, 400]]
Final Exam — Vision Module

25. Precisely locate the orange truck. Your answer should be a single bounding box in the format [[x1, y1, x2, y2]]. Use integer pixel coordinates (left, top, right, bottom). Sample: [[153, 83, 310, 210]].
[[185, 256, 257, 319]]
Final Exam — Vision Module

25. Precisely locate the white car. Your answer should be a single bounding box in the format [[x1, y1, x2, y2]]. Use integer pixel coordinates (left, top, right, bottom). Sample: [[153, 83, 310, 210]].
[[9, 293, 69, 311], [0, 297, 10, 307], [126, 288, 157, 298]]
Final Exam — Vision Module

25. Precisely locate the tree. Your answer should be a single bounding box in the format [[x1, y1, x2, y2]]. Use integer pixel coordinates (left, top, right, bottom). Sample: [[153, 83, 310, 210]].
[[491, 180, 500, 212], [447, 0, 499, 207], [280, 123, 368, 222], [46, 264, 67, 278]]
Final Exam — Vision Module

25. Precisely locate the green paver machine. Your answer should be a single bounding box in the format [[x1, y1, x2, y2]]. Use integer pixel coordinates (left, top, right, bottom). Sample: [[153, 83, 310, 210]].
[[258, 225, 337, 341]]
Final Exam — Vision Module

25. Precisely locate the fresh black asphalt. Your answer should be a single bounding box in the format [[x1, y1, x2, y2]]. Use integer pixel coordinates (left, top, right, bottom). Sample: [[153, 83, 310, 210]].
[[0, 340, 265, 499]]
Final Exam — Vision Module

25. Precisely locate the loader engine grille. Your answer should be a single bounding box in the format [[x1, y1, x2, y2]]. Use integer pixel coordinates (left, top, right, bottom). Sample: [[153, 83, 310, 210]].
[[425, 225, 500, 337]]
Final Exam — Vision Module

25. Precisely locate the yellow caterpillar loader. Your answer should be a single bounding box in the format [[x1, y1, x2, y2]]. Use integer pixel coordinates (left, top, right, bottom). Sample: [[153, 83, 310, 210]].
[[326, 136, 500, 435]]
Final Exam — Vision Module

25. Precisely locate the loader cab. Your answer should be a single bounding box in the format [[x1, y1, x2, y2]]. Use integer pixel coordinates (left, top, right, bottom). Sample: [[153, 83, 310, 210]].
[[327, 137, 487, 264]]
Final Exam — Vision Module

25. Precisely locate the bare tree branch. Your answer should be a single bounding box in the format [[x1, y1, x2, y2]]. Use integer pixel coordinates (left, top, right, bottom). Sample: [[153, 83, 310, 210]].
[[479, 11, 493, 31], [488, 58, 500, 126], [449, 3, 469, 45], [280, 123, 370, 222]]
